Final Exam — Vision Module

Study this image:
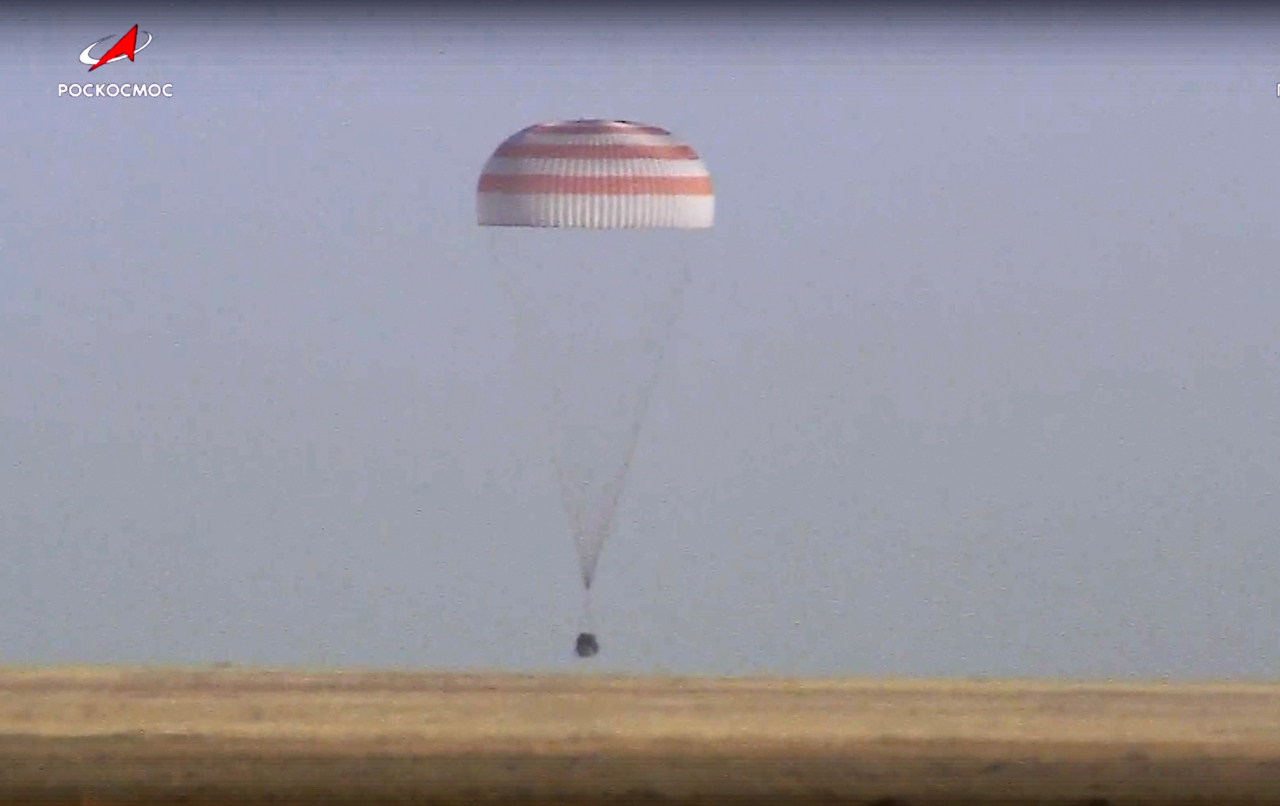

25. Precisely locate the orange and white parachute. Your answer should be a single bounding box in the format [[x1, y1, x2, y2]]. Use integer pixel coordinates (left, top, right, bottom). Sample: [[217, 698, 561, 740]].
[[477, 120, 714, 657], [477, 119, 714, 229]]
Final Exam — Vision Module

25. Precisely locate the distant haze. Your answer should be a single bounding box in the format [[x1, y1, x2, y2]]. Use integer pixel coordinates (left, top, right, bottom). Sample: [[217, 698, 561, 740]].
[[2, 7, 1278, 678]]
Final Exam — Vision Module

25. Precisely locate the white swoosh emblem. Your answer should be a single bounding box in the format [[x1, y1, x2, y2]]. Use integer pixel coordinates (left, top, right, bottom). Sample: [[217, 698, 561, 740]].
[[78, 31, 153, 67]]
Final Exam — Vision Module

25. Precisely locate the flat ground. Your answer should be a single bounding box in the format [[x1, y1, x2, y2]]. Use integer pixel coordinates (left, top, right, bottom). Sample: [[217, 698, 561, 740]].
[[1, 667, 1279, 805]]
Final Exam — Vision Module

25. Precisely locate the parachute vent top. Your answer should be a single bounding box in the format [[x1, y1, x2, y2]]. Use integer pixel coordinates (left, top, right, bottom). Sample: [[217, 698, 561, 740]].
[[575, 632, 599, 658]]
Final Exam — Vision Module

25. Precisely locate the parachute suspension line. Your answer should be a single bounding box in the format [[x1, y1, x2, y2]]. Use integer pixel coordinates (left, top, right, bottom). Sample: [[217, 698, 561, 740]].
[[581, 585, 596, 633], [550, 422, 592, 590], [487, 232, 694, 616], [583, 261, 693, 589], [489, 240, 597, 592], [551, 259, 694, 594]]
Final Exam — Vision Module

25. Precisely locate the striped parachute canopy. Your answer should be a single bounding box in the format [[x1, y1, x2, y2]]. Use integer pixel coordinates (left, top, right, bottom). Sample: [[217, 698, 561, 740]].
[[477, 119, 714, 229]]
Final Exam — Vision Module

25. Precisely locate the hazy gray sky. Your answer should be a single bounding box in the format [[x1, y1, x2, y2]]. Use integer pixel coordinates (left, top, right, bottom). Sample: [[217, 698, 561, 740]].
[[3, 8, 1279, 678]]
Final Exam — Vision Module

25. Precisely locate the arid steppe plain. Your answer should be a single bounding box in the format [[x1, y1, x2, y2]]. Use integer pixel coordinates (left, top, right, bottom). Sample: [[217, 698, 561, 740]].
[[1, 667, 1278, 805]]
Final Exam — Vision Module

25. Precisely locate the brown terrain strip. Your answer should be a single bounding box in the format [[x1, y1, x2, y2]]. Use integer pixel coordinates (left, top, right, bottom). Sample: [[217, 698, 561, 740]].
[[0, 667, 1278, 805]]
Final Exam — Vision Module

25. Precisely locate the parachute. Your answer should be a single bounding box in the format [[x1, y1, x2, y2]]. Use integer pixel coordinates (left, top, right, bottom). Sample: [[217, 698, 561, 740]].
[[477, 120, 714, 658]]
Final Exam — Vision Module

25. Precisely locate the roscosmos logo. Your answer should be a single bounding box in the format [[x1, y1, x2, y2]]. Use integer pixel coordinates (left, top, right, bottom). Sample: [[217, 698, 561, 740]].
[[79, 25, 153, 71], [59, 25, 173, 99]]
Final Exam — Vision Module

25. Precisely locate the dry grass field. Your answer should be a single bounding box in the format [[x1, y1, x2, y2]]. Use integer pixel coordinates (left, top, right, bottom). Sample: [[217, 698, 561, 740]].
[[1, 667, 1279, 805]]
